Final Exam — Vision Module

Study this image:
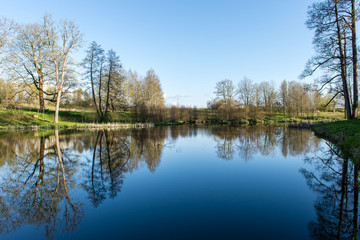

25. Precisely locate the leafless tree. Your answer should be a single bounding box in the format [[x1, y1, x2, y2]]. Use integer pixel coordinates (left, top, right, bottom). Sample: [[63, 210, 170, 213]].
[[347, 0, 359, 118], [258, 81, 276, 112], [279, 80, 288, 115], [44, 14, 83, 123], [0, 17, 15, 53], [83, 41, 105, 118], [7, 21, 54, 112], [214, 79, 237, 121], [301, 0, 359, 119], [237, 77, 255, 106], [106, 50, 126, 113]]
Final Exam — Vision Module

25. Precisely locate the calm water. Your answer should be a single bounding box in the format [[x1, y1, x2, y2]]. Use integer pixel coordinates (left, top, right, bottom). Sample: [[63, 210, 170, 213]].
[[0, 126, 358, 240]]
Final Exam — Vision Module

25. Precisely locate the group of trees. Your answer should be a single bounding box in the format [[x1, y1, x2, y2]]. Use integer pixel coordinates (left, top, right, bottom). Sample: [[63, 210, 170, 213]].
[[81, 43, 167, 122], [301, 0, 359, 120], [123, 68, 165, 122], [83, 41, 125, 122], [207, 78, 325, 122], [0, 15, 166, 123], [0, 14, 82, 123]]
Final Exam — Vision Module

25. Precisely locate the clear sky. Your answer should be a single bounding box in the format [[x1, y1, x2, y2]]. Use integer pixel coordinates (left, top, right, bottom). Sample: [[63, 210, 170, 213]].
[[1, 0, 316, 107]]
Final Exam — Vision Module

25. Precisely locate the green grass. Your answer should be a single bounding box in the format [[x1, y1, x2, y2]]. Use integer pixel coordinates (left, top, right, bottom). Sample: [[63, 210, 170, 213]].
[[0, 106, 348, 132], [0, 109, 53, 126], [0, 108, 134, 131], [265, 111, 345, 122], [312, 119, 360, 161], [154, 121, 184, 126]]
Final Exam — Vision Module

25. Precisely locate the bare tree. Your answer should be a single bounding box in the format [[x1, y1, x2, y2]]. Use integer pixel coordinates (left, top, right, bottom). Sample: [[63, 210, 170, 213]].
[[0, 17, 15, 53], [108, 58, 126, 112], [143, 69, 165, 121], [104, 49, 123, 120], [348, 0, 359, 118], [214, 79, 237, 121], [126, 69, 144, 121], [237, 77, 255, 106], [288, 81, 312, 116], [8, 21, 53, 112], [83, 41, 105, 118], [334, 0, 352, 119], [258, 81, 276, 112], [143, 69, 164, 106], [44, 14, 83, 123], [0, 78, 16, 107], [83, 46, 124, 122], [301, 0, 358, 119], [125, 69, 165, 122], [279, 80, 288, 115]]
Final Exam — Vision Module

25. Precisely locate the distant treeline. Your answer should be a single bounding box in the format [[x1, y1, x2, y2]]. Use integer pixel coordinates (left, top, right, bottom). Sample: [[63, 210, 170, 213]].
[[205, 78, 340, 123], [0, 15, 166, 123], [0, 73, 347, 124]]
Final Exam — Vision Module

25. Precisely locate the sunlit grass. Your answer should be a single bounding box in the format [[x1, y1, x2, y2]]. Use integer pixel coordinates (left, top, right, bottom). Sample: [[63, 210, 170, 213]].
[[312, 119, 360, 161], [267, 111, 345, 122], [0, 107, 133, 129]]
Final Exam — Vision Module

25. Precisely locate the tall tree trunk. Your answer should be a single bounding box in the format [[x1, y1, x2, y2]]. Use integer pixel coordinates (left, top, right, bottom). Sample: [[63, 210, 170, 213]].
[[351, 0, 359, 119], [37, 136, 46, 185], [104, 130, 113, 186], [110, 98, 115, 112], [54, 129, 74, 207], [54, 89, 61, 123], [337, 157, 348, 239], [335, 1, 352, 119], [98, 66, 103, 121], [99, 131, 104, 180], [353, 162, 359, 239], [92, 131, 100, 194], [104, 68, 111, 120], [39, 79, 45, 112], [90, 61, 100, 118]]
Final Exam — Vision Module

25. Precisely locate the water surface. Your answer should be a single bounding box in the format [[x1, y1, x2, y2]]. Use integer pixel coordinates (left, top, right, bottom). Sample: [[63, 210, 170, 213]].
[[0, 126, 358, 239]]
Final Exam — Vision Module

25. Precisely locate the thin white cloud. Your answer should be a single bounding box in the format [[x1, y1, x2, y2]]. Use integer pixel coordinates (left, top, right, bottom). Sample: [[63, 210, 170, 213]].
[[165, 94, 191, 100]]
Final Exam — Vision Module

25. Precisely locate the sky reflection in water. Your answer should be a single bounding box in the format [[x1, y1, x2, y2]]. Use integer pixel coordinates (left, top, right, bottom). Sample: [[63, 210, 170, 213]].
[[0, 126, 358, 240]]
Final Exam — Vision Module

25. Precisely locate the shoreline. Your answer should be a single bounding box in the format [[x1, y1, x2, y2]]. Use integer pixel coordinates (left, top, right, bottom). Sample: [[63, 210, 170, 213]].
[[311, 119, 360, 161], [0, 122, 155, 132], [1, 117, 359, 162], [0, 118, 338, 132]]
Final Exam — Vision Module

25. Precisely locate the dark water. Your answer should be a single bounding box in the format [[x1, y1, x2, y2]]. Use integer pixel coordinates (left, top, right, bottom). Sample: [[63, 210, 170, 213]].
[[0, 126, 358, 240]]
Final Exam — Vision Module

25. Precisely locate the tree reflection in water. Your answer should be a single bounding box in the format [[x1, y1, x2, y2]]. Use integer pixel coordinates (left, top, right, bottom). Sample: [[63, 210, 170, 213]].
[[301, 143, 360, 240], [0, 128, 169, 239], [0, 130, 83, 239], [0, 126, 349, 239], [212, 126, 320, 161], [81, 130, 131, 207]]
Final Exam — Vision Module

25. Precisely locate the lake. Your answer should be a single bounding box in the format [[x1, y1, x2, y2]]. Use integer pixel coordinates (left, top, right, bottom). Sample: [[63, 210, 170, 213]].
[[0, 126, 358, 240]]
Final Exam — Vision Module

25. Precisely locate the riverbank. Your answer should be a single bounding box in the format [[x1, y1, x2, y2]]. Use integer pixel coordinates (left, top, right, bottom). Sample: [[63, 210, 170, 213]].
[[1, 123, 155, 132], [0, 109, 151, 132], [0, 108, 346, 131], [311, 119, 360, 161]]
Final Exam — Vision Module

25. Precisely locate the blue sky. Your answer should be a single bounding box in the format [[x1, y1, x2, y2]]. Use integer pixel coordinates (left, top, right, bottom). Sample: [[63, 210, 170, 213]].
[[1, 0, 315, 107]]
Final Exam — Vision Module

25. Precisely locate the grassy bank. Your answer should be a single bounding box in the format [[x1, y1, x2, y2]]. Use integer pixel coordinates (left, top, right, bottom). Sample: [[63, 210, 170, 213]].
[[0, 108, 135, 131], [265, 111, 344, 122], [312, 119, 360, 161], [0, 107, 347, 131]]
